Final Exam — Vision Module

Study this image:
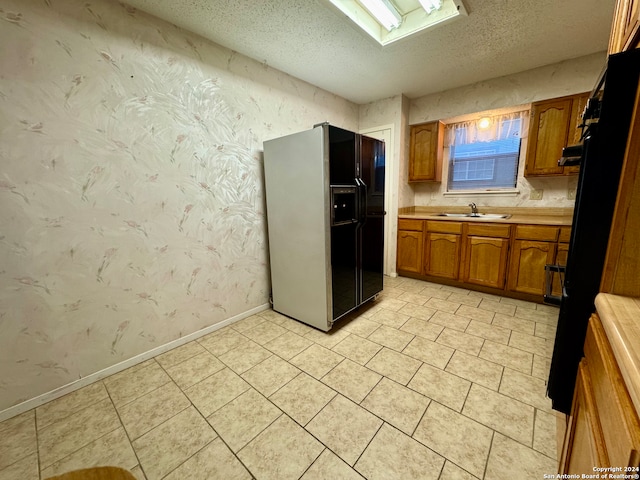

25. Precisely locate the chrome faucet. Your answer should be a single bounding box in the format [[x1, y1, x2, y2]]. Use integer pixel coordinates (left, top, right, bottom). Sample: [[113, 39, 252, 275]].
[[469, 203, 479, 215]]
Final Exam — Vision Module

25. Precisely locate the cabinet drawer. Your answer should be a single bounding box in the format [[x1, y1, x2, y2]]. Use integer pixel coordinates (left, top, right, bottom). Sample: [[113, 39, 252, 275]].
[[467, 223, 511, 238], [398, 219, 424, 232], [426, 221, 463, 234], [559, 226, 572, 243], [515, 225, 559, 241], [584, 314, 640, 468]]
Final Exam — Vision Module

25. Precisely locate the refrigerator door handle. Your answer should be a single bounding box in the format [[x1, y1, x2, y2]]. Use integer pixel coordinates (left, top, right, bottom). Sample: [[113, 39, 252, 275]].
[[355, 178, 367, 226]]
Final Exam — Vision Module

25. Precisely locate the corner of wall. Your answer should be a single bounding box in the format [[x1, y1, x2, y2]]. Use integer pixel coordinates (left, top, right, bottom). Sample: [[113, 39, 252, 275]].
[[398, 94, 415, 208]]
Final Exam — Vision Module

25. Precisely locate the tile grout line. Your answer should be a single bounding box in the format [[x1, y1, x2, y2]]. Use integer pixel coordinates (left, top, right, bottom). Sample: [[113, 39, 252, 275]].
[[349, 420, 385, 473], [532, 407, 539, 459], [101, 378, 147, 479], [482, 430, 497, 480], [293, 446, 327, 480], [409, 397, 432, 439], [35, 409, 42, 480]]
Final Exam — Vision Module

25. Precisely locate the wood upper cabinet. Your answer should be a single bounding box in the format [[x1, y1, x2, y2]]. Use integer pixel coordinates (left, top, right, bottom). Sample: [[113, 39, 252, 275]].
[[525, 92, 590, 177], [565, 92, 591, 175], [409, 121, 444, 182], [461, 223, 511, 289], [568, 94, 591, 145], [609, 0, 640, 53], [397, 219, 424, 274], [424, 221, 461, 279], [507, 225, 558, 295]]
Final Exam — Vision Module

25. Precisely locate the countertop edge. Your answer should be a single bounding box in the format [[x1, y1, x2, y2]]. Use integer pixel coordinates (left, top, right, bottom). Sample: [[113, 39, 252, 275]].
[[595, 293, 640, 416], [398, 213, 573, 226]]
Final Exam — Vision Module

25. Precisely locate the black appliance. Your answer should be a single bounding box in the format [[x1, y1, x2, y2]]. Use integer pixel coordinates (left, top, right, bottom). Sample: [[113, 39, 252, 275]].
[[548, 48, 640, 414], [263, 124, 385, 331]]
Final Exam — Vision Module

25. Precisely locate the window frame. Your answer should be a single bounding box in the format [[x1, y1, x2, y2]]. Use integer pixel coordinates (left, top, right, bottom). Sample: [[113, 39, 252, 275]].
[[445, 114, 526, 193]]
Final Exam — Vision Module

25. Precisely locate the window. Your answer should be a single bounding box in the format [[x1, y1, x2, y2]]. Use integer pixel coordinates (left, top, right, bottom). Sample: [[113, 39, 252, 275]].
[[446, 112, 527, 192]]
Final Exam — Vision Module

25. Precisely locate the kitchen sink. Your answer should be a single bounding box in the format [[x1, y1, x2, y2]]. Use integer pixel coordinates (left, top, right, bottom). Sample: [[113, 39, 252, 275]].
[[435, 213, 472, 217], [435, 213, 512, 219], [475, 213, 512, 218]]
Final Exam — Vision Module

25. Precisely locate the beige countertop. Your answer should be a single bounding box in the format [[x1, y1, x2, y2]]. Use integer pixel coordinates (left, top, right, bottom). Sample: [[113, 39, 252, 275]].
[[398, 206, 573, 226], [595, 293, 640, 415]]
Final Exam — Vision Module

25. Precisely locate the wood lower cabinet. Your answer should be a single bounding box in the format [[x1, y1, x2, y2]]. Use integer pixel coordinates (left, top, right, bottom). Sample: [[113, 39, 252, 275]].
[[397, 219, 424, 274], [424, 221, 462, 279], [409, 121, 444, 182], [461, 223, 511, 289], [508, 225, 559, 296], [552, 242, 569, 297], [507, 239, 556, 295], [397, 219, 572, 301], [559, 311, 640, 473], [551, 226, 572, 297], [561, 359, 609, 474]]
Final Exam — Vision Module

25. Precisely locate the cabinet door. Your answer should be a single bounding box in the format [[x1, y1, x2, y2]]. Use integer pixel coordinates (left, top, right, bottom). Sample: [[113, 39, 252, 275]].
[[507, 240, 556, 295], [462, 236, 510, 289], [424, 232, 460, 279], [584, 314, 640, 468], [525, 97, 573, 176], [609, 0, 640, 53], [409, 121, 443, 182], [560, 359, 609, 474], [397, 230, 423, 274], [564, 92, 591, 175]]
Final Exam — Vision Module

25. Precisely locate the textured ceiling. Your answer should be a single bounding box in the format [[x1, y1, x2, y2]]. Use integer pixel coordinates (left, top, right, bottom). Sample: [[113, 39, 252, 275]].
[[120, 0, 616, 104]]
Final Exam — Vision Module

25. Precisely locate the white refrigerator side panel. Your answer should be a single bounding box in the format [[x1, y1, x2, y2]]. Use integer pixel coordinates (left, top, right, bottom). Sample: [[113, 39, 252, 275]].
[[263, 127, 332, 330]]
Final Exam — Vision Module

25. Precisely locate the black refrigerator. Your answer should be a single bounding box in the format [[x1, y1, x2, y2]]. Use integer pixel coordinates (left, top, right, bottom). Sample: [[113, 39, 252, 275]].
[[548, 48, 640, 414], [263, 123, 385, 331]]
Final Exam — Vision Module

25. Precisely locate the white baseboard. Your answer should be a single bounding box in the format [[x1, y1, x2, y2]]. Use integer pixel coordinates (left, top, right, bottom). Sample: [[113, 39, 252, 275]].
[[0, 303, 271, 423]]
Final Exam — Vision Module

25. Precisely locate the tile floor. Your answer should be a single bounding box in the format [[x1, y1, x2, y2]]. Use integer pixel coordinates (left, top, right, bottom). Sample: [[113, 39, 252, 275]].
[[0, 276, 561, 480]]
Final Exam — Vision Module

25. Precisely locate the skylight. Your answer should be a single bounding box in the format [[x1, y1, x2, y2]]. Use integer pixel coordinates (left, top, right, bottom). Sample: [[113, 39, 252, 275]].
[[325, 0, 468, 46]]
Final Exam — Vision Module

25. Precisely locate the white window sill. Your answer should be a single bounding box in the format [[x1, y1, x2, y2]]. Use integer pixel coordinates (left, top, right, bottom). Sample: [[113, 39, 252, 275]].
[[443, 189, 520, 197]]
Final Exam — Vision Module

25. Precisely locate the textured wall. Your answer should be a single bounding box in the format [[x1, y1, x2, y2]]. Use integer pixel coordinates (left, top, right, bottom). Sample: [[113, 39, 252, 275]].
[[0, 0, 358, 412], [409, 53, 605, 125], [406, 52, 606, 209]]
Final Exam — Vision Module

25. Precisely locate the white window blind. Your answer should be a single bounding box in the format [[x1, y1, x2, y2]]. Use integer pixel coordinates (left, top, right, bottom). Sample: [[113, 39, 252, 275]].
[[445, 111, 529, 191]]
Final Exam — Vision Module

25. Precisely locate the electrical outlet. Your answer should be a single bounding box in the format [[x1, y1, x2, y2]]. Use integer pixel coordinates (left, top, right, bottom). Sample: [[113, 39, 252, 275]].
[[568, 188, 577, 200], [530, 189, 544, 200]]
